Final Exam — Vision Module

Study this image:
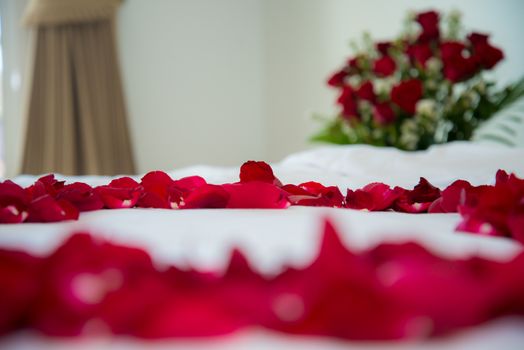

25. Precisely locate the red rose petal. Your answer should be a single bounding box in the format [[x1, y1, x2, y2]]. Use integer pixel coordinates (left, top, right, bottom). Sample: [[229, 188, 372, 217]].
[[56, 183, 104, 212], [240, 161, 282, 186], [137, 171, 175, 209], [347, 183, 399, 211], [27, 195, 79, 223], [223, 182, 289, 209], [180, 184, 230, 209], [394, 178, 441, 213], [95, 177, 142, 209], [0, 181, 30, 223]]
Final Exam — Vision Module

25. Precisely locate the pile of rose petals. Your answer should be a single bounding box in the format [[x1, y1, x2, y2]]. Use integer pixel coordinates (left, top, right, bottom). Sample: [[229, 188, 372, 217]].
[[0, 219, 523, 340], [1, 161, 523, 243]]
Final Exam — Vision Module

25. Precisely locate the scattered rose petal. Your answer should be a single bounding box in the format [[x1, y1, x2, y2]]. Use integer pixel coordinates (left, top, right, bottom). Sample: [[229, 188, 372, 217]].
[[239, 161, 282, 186], [96, 177, 142, 209]]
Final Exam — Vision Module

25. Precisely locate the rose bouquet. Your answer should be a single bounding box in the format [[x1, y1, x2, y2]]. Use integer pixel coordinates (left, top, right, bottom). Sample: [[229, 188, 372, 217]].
[[313, 10, 524, 150]]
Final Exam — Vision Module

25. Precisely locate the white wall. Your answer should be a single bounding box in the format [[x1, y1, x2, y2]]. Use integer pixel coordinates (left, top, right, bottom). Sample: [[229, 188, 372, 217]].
[[118, 0, 266, 172], [0, 0, 30, 177], [2, 0, 524, 175]]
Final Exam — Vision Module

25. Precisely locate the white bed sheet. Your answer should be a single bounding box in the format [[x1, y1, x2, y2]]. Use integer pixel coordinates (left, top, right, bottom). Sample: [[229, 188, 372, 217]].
[[2, 142, 524, 349]]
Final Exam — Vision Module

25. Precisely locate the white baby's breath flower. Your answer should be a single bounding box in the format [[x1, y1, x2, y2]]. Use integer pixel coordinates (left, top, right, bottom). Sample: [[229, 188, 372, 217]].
[[348, 75, 361, 87], [475, 80, 486, 94], [400, 115, 421, 150], [425, 80, 438, 91], [449, 9, 462, 22], [400, 132, 419, 150], [461, 90, 478, 109], [416, 99, 436, 117], [401, 119, 417, 131], [426, 57, 442, 74], [406, 10, 417, 21], [373, 77, 395, 95]]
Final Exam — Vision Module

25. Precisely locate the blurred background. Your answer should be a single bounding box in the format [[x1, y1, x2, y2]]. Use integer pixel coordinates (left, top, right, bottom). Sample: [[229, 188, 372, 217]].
[[1, 0, 523, 177]]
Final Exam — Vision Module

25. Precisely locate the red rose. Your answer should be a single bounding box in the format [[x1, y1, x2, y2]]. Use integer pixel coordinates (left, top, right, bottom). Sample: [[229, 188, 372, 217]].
[[473, 45, 503, 70], [466, 33, 504, 69], [467, 32, 489, 46], [475, 43, 503, 69], [376, 41, 392, 56], [337, 86, 359, 119], [355, 81, 375, 102], [416, 10, 440, 43], [327, 69, 347, 87], [373, 56, 396, 77], [347, 57, 359, 69], [390, 79, 423, 115], [440, 41, 478, 82], [372, 103, 396, 125], [406, 43, 433, 68]]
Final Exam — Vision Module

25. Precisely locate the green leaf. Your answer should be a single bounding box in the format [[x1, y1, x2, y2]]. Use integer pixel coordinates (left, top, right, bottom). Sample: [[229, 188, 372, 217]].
[[310, 118, 351, 144]]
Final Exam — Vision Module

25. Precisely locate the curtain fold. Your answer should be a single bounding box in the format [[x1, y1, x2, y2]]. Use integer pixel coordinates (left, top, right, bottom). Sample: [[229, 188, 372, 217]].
[[22, 0, 135, 175]]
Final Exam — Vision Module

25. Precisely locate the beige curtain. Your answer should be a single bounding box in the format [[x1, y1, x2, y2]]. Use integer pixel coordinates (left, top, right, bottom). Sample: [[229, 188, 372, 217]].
[[21, 0, 135, 175]]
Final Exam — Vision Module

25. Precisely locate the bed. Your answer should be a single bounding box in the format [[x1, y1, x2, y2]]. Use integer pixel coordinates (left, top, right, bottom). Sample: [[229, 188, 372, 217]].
[[1, 141, 524, 349]]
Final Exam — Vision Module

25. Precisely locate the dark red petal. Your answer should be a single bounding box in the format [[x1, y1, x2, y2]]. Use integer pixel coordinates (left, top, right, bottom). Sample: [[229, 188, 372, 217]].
[[508, 210, 524, 244], [346, 189, 374, 210], [172, 176, 207, 192], [56, 183, 104, 212], [138, 171, 175, 209], [362, 182, 399, 210], [0, 181, 30, 223], [95, 177, 142, 209], [355, 81, 375, 102], [26, 175, 65, 199], [239, 161, 282, 186], [180, 184, 229, 209], [391, 79, 423, 115], [95, 186, 142, 209], [294, 182, 344, 207], [223, 182, 289, 209], [109, 177, 141, 189], [27, 195, 79, 222], [0, 249, 42, 334], [456, 213, 502, 237], [327, 69, 348, 87], [373, 56, 397, 77], [429, 180, 471, 213]]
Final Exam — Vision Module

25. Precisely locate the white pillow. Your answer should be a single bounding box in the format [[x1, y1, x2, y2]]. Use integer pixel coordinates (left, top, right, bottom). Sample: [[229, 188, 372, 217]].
[[473, 96, 524, 147]]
